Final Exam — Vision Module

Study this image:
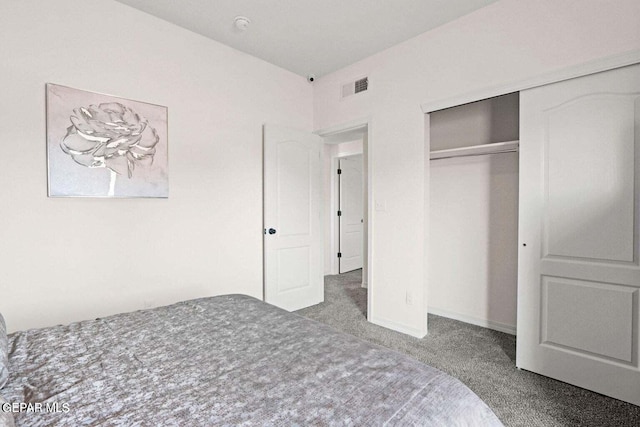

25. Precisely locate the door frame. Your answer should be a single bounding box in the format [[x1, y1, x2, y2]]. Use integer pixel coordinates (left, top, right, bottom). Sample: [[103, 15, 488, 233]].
[[316, 118, 373, 319]]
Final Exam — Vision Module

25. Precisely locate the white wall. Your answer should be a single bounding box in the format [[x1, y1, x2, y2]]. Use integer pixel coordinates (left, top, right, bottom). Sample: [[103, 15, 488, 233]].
[[313, 0, 640, 337], [336, 140, 364, 157], [429, 93, 519, 151], [430, 153, 518, 333], [0, 0, 312, 332]]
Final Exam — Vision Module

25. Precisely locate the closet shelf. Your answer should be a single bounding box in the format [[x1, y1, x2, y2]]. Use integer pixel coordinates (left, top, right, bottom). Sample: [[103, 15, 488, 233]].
[[430, 140, 519, 160]]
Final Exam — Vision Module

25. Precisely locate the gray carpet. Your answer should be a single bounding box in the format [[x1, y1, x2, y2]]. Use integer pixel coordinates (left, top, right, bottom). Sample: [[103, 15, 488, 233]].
[[295, 270, 640, 427]]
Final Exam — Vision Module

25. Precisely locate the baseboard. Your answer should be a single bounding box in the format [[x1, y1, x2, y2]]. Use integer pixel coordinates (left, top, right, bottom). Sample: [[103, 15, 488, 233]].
[[370, 315, 426, 339], [427, 306, 516, 335]]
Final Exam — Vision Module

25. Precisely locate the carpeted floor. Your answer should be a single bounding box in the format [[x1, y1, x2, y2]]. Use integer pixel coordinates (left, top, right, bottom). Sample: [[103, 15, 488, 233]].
[[295, 270, 640, 427]]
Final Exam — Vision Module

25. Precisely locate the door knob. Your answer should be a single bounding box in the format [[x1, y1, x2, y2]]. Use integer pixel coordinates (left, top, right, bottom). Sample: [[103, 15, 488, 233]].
[[268, 228, 277, 235]]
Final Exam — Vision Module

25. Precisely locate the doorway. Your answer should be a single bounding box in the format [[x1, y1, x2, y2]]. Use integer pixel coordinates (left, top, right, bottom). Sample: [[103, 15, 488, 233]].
[[263, 121, 371, 318], [321, 130, 368, 287], [318, 122, 371, 316], [427, 93, 520, 334], [263, 125, 324, 311]]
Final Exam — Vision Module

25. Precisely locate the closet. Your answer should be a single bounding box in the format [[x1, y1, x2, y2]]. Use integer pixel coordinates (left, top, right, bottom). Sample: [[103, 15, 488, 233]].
[[428, 93, 520, 334], [426, 62, 640, 406]]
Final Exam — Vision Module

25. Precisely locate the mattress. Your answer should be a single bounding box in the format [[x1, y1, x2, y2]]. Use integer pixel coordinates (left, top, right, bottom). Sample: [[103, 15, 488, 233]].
[[2, 295, 503, 426]]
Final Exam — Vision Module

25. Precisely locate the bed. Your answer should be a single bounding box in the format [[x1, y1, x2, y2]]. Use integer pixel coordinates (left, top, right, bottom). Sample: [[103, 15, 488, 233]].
[[0, 295, 503, 426]]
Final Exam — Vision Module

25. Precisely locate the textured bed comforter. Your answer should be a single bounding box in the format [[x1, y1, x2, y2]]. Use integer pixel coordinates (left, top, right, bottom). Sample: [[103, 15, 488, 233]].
[[3, 295, 503, 426]]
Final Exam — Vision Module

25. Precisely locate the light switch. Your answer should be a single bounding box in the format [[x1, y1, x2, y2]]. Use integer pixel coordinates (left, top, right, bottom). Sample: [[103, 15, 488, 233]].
[[406, 291, 413, 305]]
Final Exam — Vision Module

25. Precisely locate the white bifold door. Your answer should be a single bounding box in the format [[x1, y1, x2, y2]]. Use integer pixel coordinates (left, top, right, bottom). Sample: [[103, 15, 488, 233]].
[[518, 63, 640, 405], [263, 124, 323, 311], [339, 156, 364, 273]]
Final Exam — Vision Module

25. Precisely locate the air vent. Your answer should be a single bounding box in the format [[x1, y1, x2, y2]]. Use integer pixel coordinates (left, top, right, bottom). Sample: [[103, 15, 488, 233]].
[[342, 77, 368, 98], [354, 77, 368, 93]]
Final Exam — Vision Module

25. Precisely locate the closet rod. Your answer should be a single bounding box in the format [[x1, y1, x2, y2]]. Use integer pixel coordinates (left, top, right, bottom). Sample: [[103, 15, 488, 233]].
[[429, 140, 519, 161], [430, 149, 518, 161]]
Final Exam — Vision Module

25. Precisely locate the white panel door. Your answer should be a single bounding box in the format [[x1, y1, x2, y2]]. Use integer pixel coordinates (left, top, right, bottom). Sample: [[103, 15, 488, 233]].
[[263, 124, 323, 311], [518, 63, 640, 405], [339, 156, 364, 273]]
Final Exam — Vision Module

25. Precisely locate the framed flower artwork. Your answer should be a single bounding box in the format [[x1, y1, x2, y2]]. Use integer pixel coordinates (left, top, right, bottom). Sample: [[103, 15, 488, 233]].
[[46, 83, 168, 197]]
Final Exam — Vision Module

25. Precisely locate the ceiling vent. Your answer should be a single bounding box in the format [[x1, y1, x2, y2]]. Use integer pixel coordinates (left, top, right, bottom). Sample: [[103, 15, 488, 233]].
[[342, 77, 368, 98]]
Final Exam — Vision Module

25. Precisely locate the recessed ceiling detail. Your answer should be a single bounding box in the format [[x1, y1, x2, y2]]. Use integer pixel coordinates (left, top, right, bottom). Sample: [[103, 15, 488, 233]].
[[114, 0, 499, 77]]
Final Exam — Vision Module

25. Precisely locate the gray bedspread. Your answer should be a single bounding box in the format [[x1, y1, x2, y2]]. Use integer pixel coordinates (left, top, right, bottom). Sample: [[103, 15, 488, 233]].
[[3, 295, 503, 426]]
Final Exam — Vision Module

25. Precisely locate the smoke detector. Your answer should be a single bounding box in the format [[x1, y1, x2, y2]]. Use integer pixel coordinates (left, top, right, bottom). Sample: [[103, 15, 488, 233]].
[[234, 16, 251, 31]]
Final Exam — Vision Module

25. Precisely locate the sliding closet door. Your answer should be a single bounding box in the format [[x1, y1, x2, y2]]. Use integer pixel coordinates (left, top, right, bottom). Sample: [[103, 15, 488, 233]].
[[517, 63, 640, 405]]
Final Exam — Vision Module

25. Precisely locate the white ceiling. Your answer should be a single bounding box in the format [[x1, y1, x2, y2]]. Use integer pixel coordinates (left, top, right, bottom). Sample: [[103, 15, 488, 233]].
[[114, 0, 499, 78]]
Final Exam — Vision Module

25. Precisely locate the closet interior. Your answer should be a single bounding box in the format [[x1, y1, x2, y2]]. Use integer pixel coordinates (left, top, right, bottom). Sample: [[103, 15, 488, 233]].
[[428, 92, 520, 334]]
